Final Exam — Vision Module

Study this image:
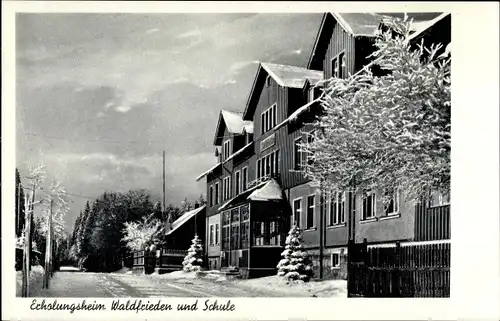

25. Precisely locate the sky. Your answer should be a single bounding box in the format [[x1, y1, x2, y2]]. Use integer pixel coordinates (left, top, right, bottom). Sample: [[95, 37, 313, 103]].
[[16, 13, 322, 230]]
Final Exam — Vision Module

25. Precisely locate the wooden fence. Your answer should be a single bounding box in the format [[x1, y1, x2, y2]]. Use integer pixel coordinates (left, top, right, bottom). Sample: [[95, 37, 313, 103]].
[[347, 239, 450, 297], [415, 204, 450, 241], [128, 249, 187, 274]]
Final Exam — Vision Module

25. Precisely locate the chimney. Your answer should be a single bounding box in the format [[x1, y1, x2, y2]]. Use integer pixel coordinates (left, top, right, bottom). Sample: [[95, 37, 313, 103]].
[[194, 201, 200, 209]]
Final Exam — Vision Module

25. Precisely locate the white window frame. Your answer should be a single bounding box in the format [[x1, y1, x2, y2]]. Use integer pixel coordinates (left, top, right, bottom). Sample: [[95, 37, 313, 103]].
[[215, 223, 220, 245], [331, 252, 340, 269], [209, 185, 214, 207], [223, 140, 231, 160], [261, 104, 277, 134], [235, 170, 241, 195], [293, 137, 304, 170], [385, 189, 400, 216], [209, 224, 214, 246], [361, 190, 377, 220], [241, 167, 248, 192], [223, 176, 231, 200], [329, 191, 346, 225], [265, 75, 271, 87], [214, 182, 220, 205], [306, 194, 316, 229], [292, 197, 302, 228]]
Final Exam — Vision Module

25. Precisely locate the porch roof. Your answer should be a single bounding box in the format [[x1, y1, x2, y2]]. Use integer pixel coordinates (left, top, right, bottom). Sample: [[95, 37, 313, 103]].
[[165, 205, 206, 236], [218, 178, 282, 212]]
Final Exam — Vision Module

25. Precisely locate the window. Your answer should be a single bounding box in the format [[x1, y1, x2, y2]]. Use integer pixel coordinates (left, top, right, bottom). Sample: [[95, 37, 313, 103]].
[[332, 51, 346, 78], [214, 182, 220, 205], [209, 185, 214, 207], [253, 219, 284, 246], [329, 191, 346, 225], [230, 208, 240, 250], [338, 52, 345, 79], [223, 176, 231, 201], [306, 195, 315, 229], [209, 225, 214, 246], [235, 171, 241, 195], [293, 198, 302, 228], [265, 75, 271, 87], [215, 223, 220, 245], [240, 204, 250, 248], [257, 150, 280, 179], [222, 211, 230, 250], [362, 190, 376, 220], [293, 137, 304, 170], [223, 140, 231, 160], [385, 189, 400, 216], [308, 87, 315, 102], [331, 253, 340, 268], [242, 167, 248, 192], [306, 131, 315, 166], [261, 104, 277, 134]]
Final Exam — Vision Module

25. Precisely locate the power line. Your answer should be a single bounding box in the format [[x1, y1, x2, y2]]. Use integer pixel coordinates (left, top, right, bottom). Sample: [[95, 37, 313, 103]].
[[19, 184, 95, 200], [22, 132, 167, 144]]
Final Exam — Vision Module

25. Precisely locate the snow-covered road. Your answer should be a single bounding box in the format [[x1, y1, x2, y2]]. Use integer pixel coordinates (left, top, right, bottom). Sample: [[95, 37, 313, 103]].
[[34, 271, 281, 298]]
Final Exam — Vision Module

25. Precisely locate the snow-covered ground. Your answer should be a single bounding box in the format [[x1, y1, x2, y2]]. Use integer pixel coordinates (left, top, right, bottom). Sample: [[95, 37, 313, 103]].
[[230, 275, 347, 297], [16, 265, 45, 297], [149, 270, 347, 297]]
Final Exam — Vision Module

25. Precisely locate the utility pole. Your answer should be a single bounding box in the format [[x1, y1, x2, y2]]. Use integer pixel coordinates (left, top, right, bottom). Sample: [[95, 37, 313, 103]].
[[163, 151, 166, 214], [28, 183, 36, 274]]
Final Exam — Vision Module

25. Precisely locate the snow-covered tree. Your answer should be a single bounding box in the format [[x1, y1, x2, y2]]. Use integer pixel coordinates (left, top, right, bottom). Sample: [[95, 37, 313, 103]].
[[122, 214, 163, 251], [182, 234, 204, 273], [277, 225, 313, 282], [301, 15, 451, 205]]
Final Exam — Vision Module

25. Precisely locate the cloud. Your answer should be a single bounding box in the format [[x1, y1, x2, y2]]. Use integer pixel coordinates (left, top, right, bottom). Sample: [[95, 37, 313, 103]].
[[145, 28, 159, 34], [115, 105, 132, 113], [176, 29, 201, 39]]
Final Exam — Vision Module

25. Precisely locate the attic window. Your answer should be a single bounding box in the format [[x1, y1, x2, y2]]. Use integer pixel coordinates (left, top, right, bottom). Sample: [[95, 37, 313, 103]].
[[265, 76, 271, 87], [308, 86, 315, 102]]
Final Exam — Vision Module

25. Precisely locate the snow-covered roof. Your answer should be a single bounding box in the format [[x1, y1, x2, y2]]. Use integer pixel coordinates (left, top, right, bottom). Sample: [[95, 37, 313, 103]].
[[275, 98, 321, 129], [243, 122, 254, 134], [332, 12, 387, 37], [247, 179, 283, 201], [218, 179, 282, 211], [196, 162, 222, 182], [165, 205, 206, 236], [407, 12, 450, 41], [221, 110, 253, 135], [261, 63, 324, 89]]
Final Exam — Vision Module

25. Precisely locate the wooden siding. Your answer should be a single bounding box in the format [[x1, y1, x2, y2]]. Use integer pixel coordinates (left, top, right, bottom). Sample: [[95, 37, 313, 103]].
[[354, 190, 415, 244], [414, 204, 450, 241], [322, 20, 356, 79]]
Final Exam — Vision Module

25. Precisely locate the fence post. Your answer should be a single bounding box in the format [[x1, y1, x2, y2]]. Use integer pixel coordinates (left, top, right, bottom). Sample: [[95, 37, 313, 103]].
[[393, 241, 401, 297], [362, 238, 368, 297]]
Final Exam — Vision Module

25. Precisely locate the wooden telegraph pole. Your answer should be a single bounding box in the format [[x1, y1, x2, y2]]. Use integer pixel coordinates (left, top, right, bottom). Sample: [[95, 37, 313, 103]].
[[163, 151, 166, 214]]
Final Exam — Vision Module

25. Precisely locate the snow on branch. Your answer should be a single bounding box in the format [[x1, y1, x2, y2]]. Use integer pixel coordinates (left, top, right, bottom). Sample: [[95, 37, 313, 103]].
[[301, 16, 451, 204]]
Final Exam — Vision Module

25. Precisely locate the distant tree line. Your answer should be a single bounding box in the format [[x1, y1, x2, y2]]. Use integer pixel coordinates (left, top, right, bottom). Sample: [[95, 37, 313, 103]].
[[68, 189, 205, 272]]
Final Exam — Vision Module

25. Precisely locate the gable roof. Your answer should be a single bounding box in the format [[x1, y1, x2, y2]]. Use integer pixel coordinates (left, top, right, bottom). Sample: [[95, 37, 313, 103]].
[[242, 62, 323, 120], [307, 12, 449, 70], [165, 205, 206, 236], [213, 110, 253, 145]]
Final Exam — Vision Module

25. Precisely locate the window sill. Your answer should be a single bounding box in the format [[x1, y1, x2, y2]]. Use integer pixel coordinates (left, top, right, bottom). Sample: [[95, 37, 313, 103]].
[[360, 217, 378, 224], [327, 223, 346, 229], [304, 227, 317, 232], [380, 213, 401, 221], [330, 266, 341, 270]]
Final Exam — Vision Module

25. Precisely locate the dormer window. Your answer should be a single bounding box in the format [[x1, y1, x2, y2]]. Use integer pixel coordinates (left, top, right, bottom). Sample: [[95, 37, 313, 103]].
[[223, 140, 231, 160], [265, 75, 271, 87]]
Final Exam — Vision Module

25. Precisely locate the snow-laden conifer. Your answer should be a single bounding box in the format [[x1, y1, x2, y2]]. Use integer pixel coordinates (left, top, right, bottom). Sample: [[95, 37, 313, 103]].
[[182, 234, 204, 272], [277, 225, 313, 282]]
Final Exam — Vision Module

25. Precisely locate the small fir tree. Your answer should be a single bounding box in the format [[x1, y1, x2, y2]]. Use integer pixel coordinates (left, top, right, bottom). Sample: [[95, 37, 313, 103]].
[[277, 225, 313, 282], [182, 234, 204, 273]]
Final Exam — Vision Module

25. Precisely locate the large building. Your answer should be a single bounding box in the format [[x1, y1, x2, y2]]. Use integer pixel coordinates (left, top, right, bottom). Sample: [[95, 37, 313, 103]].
[[196, 12, 451, 280]]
